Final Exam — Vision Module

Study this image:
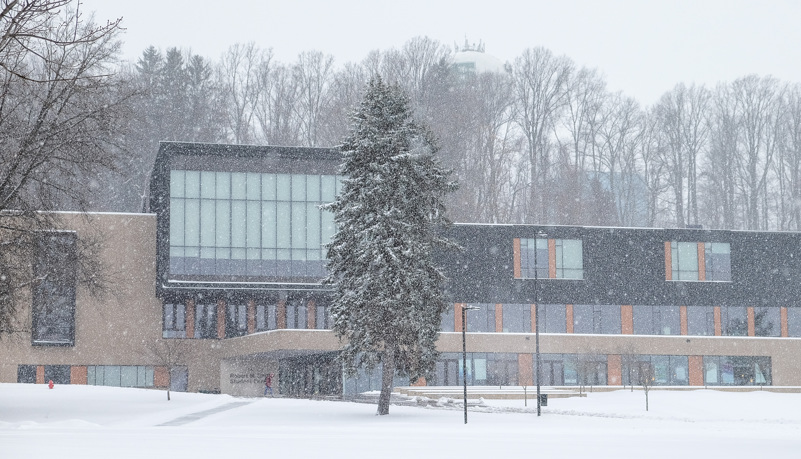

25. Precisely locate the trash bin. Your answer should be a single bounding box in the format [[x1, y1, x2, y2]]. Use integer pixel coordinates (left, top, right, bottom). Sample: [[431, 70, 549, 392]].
[[539, 394, 548, 406]]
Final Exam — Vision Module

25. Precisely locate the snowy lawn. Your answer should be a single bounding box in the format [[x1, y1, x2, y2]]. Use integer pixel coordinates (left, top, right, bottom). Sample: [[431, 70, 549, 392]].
[[2, 383, 800, 458]]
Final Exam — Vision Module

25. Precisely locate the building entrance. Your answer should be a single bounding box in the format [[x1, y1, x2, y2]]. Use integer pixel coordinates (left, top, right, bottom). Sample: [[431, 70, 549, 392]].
[[278, 352, 342, 397]]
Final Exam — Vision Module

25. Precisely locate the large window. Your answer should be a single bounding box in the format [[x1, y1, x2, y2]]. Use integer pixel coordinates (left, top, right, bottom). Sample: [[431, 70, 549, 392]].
[[518, 238, 583, 280], [721, 305, 748, 336], [573, 305, 620, 334], [163, 303, 186, 338], [633, 305, 680, 335], [754, 307, 780, 337], [88, 366, 154, 387], [703, 356, 771, 385], [687, 306, 715, 336], [668, 241, 731, 281], [285, 299, 308, 329], [464, 304, 495, 332], [622, 355, 688, 386], [169, 170, 341, 279], [502, 304, 531, 333], [32, 232, 77, 346]]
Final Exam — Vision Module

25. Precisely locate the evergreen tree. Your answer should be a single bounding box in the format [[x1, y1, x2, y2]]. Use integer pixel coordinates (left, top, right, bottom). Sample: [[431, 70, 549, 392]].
[[324, 77, 457, 415]]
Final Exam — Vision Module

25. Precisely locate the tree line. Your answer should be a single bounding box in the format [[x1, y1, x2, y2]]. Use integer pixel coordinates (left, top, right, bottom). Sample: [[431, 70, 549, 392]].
[[98, 37, 800, 232]]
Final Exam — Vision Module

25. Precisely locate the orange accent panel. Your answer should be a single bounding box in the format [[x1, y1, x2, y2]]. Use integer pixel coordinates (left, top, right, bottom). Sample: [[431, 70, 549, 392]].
[[665, 242, 672, 280], [680, 306, 688, 335], [36, 366, 45, 384], [496, 304, 503, 332], [513, 238, 522, 279], [747, 307, 755, 336], [277, 300, 287, 329], [154, 366, 169, 388], [411, 377, 427, 387], [530, 304, 537, 333], [566, 304, 574, 333], [688, 356, 704, 386], [454, 304, 465, 332], [519, 354, 534, 386], [185, 299, 195, 339], [781, 307, 789, 337], [70, 366, 88, 385], [607, 355, 622, 385], [307, 299, 317, 329], [697, 243, 706, 281], [217, 300, 226, 339], [247, 300, 256, 334], [548, 239, 557, 278], [621, 305, 633, 334], [714, 306, 722, 336]]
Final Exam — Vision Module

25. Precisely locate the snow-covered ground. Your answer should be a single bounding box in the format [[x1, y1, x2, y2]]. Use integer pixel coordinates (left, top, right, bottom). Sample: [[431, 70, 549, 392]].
[[2, 383, 800, 458]]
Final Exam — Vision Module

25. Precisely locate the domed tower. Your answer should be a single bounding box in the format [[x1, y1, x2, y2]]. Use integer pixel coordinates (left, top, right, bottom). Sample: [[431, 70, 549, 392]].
[[450, 40, 506, 75]]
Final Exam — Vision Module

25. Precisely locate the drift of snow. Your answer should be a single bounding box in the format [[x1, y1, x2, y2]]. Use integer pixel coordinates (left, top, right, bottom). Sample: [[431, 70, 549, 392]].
[[2, 383, 800, 458]]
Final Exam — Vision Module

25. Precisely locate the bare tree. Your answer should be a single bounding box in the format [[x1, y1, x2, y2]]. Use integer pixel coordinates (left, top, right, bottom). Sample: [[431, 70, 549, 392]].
[[145, 339, 189, 401], [0, 1, 128, 338], [637, 360, 654, 411], [511, 47, 573, 223], [292, 50, 334, 147], [218, 42, 264, 143]]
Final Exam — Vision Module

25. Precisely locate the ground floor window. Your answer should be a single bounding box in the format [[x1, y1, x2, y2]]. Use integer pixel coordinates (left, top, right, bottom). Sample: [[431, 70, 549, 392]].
[[703, 356, 771, 386], [88, 365, 154, 387], [622, 355, 688, 386]]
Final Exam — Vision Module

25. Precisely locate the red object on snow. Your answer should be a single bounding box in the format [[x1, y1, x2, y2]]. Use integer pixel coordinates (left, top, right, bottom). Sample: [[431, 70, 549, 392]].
[[48, 380, 54, 389]]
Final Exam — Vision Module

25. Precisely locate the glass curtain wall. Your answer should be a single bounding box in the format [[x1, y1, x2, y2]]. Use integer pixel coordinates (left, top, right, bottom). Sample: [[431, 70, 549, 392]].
[[169, 170, 341, 278]]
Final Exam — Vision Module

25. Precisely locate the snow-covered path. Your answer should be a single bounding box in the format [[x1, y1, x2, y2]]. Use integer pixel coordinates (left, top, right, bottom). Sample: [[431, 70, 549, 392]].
[[2, 384, 800, 458]]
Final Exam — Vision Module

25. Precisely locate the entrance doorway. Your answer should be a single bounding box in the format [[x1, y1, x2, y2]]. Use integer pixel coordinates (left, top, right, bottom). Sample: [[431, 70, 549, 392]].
[[278, 352, 341, 397]]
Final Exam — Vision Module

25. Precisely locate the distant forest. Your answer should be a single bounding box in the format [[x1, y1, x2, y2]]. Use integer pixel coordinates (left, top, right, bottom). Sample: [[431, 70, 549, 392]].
[[96, 37, 801, 231]]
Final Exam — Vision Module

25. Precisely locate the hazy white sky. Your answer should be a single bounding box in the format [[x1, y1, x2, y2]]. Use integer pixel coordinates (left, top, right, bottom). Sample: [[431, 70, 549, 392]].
[[79, 0, 801, 105]]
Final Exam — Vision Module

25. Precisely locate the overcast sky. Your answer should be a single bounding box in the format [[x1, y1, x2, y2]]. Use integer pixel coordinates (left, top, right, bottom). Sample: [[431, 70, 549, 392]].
[[79, 0, 801, 106]]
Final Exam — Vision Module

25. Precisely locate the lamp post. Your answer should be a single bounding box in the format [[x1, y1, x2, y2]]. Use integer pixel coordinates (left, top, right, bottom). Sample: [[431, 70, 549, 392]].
[[534, 230, 547, 417], [462, 305, 480, 424]]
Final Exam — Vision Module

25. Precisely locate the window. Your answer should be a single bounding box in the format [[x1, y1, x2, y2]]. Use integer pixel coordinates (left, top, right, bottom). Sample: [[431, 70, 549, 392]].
[[667, 241, 730, 281], [32, 232, 77, 346], [788, 308, 801, 337], [195, 303, 217, 338], [440, 305, 455, 332], [573, 305, 620, 334], [721, 306, 747, 336], [517, 238, 583, 280], [226, 304, 248, 337], [502, 304, 530, 333], [314, 302, 332, 329], [255, 304, 276, 331], [169, 170, 341, 279], [754, 307, 780, 337], [687, 306, 715, 336], [163, 303, 186, 338], [622, 355, 688, 386], [464, 304, 495, 333], [633, 305, 680, 335], [17, 365, 37, 384], [88, 366, 154, 387], [703, 356, 771, 385], [542, 304, 566, 333], [286, 299, 308, 329]]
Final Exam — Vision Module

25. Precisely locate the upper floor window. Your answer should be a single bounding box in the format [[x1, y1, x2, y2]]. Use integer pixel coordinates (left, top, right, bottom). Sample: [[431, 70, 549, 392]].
[[666, 241, 730, 282], [32, 232, 77, 346], [515, 238, 583, 280]]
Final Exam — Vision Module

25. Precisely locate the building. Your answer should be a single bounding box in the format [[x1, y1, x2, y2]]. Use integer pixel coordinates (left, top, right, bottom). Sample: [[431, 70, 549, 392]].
[[3, 141, 801, 395]]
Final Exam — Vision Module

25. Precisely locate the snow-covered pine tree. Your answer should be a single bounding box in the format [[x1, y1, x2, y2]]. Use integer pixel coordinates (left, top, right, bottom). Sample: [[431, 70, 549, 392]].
[[324, 76, 457, 416]]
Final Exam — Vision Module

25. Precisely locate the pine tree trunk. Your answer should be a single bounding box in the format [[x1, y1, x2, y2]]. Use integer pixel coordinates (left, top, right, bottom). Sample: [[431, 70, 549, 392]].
[[377, 349, 395, 416]]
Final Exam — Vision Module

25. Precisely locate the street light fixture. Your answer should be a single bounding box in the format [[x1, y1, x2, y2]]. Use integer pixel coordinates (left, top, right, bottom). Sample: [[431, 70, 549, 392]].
[[534, 230, 547, 417], [462, 304, 480, 424]]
